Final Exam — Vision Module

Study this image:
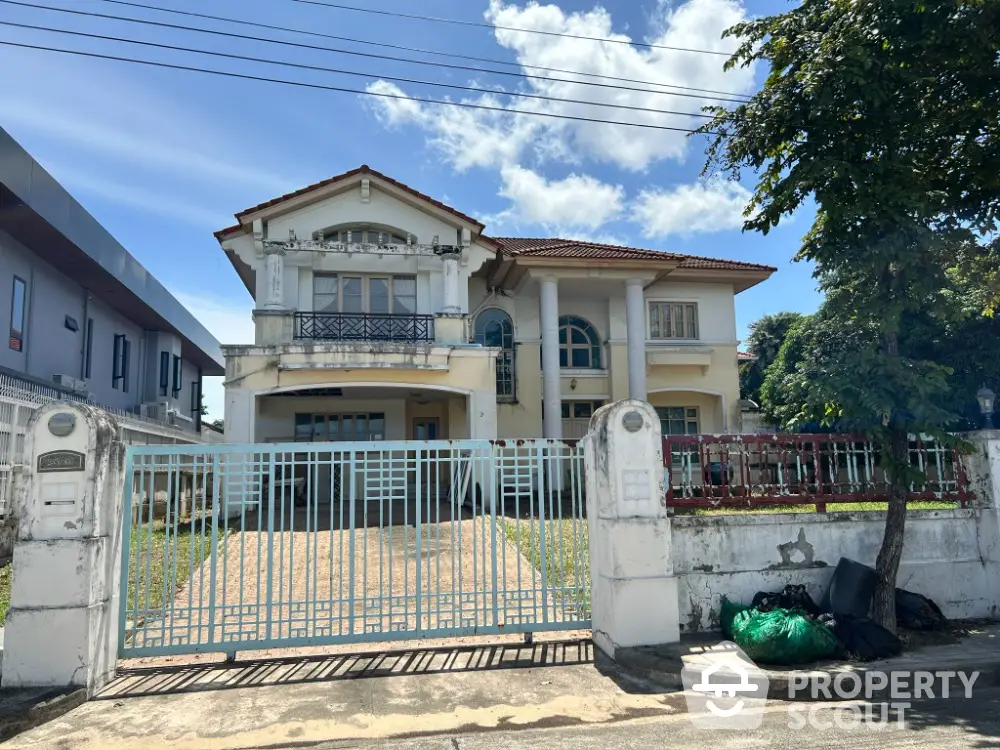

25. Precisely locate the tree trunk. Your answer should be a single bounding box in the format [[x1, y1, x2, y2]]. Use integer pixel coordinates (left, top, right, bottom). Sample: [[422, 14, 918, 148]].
[[872, 329, 905, 633]]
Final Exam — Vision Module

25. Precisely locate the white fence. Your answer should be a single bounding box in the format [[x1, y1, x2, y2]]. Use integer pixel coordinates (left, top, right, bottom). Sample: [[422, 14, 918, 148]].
[[0, 372, 202, 517]]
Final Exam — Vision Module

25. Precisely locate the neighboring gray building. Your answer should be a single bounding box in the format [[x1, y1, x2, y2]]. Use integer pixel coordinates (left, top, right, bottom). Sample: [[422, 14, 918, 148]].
[[0, 125, 223, 430]]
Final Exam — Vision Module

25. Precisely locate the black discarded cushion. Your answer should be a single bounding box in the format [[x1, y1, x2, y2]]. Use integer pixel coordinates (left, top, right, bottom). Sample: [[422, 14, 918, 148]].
[[821, 557, 878, 617]]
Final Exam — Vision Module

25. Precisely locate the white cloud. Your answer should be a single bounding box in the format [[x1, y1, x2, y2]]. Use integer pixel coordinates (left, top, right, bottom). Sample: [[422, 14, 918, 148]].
[[171, 292, 254, 420], [365, 0, 753, 174], [631, 180, 752, 237], [497, 166, 624, 230]]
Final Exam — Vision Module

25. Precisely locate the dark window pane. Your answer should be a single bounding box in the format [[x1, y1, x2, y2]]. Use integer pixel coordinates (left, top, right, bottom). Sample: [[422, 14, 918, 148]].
[[561, 402, 570, 418], [571, 348, 590, 368], [574, 402, 593, 418], [559, 349, 568, 368], [571, 327, 588, 344], [10, 277, 25, 334], [558, 327, 567, 344], [294, 414, 312, 441]]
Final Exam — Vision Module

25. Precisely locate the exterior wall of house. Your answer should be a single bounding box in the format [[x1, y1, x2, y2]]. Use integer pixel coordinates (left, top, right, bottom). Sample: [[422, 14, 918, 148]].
[[467, 275, 743, 437], [223, 182, 493, 320], [0, 227, 205, 423]]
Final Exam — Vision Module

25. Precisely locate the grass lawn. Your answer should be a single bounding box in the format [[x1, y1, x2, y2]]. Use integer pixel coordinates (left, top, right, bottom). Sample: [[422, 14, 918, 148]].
[[501, 517, 591, 614], [0, 517, 221, 627]]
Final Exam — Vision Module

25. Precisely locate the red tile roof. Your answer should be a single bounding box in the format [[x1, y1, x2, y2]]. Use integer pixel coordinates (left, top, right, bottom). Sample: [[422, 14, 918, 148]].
[[214, 165, 487, 241], [489, 237, 776, 272], [737, 351, 757, 361]]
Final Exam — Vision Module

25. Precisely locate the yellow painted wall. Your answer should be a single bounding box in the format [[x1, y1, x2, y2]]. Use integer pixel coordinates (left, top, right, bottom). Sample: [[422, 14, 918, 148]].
[[648, 391, 724, 433], [647, 344, 740, 431]]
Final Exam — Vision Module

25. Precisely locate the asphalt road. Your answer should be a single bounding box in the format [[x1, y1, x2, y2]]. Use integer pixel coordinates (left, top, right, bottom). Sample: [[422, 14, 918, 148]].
[[341, 687, 1000, 750]]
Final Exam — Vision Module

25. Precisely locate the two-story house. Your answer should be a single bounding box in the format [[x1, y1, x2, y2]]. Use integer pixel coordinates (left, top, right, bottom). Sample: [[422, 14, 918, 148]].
[[215, 166, 774, 445]]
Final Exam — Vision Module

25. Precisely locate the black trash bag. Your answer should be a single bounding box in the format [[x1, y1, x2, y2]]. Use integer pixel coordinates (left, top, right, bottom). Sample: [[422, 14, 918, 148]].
[[833, 614, 903, 661], [895, 589, 947, 631], [781, 584, 822, 616], [752, 585, 821, 616]]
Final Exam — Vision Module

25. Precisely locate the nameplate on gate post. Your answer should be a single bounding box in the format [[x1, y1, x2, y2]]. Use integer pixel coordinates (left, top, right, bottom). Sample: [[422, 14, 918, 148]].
[[37, 450, 86, 473]]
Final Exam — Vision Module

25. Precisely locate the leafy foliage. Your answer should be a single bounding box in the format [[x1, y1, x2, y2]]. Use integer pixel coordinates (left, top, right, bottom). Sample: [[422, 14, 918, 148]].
[[739, 312, 806, 404], [700, 0, 1000, 630]]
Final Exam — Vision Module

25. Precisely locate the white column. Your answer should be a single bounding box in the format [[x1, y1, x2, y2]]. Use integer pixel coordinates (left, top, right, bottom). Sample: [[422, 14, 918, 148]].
[[584, 400, 679, 658], [263, 248, 285, 310], [225, 388, 256, 443], [2, 403, 125, 695], [440, 251, 461, 315], [539, 276, 562, 440], [625, 279, 647, 401]]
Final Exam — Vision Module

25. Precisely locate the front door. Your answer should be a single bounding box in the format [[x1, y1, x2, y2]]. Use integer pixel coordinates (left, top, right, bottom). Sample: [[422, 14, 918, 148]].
[[413, 418, 440, 441]]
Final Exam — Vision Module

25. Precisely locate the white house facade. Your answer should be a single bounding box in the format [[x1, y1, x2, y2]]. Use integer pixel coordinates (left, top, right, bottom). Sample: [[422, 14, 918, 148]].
[[215, 166, 775, 444]]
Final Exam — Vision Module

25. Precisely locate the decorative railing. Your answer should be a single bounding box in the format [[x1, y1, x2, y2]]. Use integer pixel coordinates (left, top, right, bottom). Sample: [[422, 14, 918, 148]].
[[663, 433, 973, 510], [294, 312, 434, 342]]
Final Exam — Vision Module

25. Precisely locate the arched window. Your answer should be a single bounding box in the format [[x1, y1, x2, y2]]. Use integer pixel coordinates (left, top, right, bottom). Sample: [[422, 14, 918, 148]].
[[323, 223, 412, 245], [559, 316, 601, 369], [474, 309, 515, 398]]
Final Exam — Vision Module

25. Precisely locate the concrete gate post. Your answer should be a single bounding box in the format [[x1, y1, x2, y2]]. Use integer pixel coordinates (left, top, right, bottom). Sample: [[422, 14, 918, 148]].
[[1, 402, 126, 695], [584, 399, 680, 659], [959, 430, 1000, 600]]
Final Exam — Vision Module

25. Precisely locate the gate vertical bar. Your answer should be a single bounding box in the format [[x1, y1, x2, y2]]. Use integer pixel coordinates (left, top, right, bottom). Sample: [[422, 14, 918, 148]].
[[415, 445, 423, 635], [488, 444, 499, 630], [117, 448, 135, 654], [206, 452, 222, 649], [265, 450, 276, 641], [536, 442, 549, 625]]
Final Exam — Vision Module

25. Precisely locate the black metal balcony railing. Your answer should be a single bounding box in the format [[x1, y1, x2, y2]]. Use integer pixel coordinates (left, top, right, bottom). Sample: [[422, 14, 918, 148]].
[[294, 312, 435, 342]]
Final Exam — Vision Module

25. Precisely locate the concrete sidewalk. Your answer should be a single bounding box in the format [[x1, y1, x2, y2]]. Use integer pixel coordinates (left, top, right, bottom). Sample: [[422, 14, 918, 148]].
[[2, 635, 683, 750]]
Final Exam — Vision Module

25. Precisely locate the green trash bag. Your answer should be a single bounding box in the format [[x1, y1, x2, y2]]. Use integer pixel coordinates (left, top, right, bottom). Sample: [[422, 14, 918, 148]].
[[719, 597, 752, 640], [732, 607, 839, 666]]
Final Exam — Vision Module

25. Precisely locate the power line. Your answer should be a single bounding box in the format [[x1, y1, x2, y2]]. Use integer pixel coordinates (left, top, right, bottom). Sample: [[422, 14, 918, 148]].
[[0, 39, 719, 135], [98, 0, 751, 99], [0, 19, 717, 120], [1, 0, 751, 105], [284, 0, 736, 56]]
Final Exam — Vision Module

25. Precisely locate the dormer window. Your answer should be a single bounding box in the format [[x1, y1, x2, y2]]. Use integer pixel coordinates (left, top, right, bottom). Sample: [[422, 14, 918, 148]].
[[324, 224, 411, 245]]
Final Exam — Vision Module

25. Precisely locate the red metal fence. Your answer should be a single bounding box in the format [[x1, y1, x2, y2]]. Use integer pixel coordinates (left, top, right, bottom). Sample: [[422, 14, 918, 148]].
[[662, 434, 973, 510]]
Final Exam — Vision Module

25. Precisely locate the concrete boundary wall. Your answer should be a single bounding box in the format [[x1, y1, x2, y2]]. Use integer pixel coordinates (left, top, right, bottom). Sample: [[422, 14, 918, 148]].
[[672, 508, 995, 633]]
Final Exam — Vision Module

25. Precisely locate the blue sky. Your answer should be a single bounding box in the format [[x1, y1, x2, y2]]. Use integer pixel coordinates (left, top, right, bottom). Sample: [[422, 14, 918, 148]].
[[0, 0, 821, 417]]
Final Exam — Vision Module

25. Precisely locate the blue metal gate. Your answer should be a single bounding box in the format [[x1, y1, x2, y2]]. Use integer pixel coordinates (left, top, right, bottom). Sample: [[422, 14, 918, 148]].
[[118, 439, 590, 657]]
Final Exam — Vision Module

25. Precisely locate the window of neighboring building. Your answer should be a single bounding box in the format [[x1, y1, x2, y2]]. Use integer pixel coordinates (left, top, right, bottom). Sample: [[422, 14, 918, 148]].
[[172, 355, 182, 398], [656, 406, 700, 435], [159, 351, 170, 397], [649, 302, 698, 340], [190, 380, 200, 417], [112, 334, 130, 391], [474, 308, 515, 399], [8, 276, 26, 352], [294, 412, 387, 442], [84, 318, 94, 379], [312, 274, 417, 315], [558, 316, 601, 369]]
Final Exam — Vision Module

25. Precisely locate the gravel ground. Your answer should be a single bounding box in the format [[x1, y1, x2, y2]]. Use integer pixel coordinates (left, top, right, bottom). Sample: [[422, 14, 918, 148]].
[[126, 499, 588, 660]]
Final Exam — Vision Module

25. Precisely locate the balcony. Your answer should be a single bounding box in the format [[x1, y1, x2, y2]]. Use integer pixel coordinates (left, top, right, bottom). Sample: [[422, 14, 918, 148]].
[[294, 312, 435, 343]]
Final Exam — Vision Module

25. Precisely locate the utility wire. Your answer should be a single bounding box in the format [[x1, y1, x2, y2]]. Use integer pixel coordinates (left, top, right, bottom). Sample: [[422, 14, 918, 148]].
[[0, 1, 751, 104], [0, 39, 719, 135], [0, 19, 717, 120], [284, 0, 736, 56], [99, 0, 752, 99]]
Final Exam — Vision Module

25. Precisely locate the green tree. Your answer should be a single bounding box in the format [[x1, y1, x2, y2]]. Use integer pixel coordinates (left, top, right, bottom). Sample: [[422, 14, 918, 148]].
[[700, 0, 1000, 631], [740, 312, 805, 404]]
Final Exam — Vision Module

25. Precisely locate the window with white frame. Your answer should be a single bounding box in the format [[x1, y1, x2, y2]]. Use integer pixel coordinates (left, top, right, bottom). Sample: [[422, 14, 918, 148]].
[[648, 302, 698, 340], [294, 412, 387, 442], [656, 406, 700, 435], [313, 275, 417, 315]]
